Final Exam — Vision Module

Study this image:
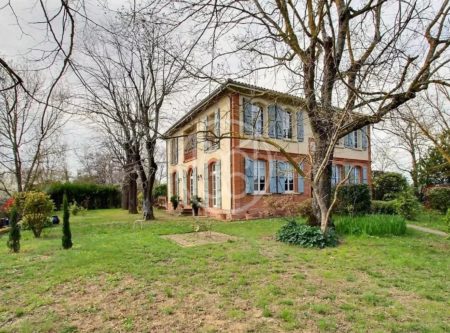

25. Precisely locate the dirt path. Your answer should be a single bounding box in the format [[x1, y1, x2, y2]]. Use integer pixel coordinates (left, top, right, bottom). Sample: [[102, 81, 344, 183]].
[[407, 224, 448, 237]]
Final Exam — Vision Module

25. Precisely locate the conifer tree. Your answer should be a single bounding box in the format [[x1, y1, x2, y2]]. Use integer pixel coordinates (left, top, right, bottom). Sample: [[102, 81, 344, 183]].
[[7, 206, 20, 253], [62, 193, 72, 249]]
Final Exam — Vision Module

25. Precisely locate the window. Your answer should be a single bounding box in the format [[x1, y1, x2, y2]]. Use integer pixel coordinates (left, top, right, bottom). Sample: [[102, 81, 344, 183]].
[[253, 160, 266, 193], [331, 164, 344, 186], [188, 169, 194, 201], [269, 105, 292, 139], [243, 100, 263, 136], [284, 163, 294, 192], [171, 172, 178, 196], [353, 131, 359, 149], [184, 129, 197, 161], [170, 138, 178, 165], [270, 160, 287, 194], [296, 111, 304, 142], [210, 163, 219, 207]]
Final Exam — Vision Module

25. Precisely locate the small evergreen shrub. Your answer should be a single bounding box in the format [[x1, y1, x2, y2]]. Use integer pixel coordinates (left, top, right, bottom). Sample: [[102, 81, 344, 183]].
[[335, 215, 406, 236], [395, 191, 420, 220], [426, 187, 450, 213], [371, 200, 397, 215], [6, 206, 20, 253], [334, 184, 371, 215], [62, 193, 73, 249], [276, 220, 338, 248]]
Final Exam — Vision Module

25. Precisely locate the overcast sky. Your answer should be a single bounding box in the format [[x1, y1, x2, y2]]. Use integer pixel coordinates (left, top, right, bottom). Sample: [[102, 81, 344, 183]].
[[0, 0, 423, 180]]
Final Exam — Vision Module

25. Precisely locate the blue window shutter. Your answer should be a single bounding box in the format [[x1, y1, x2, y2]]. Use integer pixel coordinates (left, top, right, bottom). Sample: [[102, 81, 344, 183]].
[[245, 157, 254, 194], [298, 162, 305, 193], [203, 116, 209, 151], [344, 134, 349, 147], [243, 99, 253, 135], [276, 107, 283, 139], [216, 160, 221, 208], [331, 164, 336, 186], [348, 132, 354, 147], [297, 111, 304, 142], [344, 164, 351, 183], [204, 163, 209, 206], [183, 170, 187, 204], [193, 167, 198, 196], [277, 161, 286, 194], [268, 105, 276, 138], [269, 160, 278, 193], [362, 127, 368, 150], [215, 109, 221, 149], [362, 166, 368, 184]]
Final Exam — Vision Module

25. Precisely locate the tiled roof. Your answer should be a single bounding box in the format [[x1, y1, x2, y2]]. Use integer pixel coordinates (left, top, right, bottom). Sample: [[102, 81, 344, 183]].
[[163, 79, 305, 137]]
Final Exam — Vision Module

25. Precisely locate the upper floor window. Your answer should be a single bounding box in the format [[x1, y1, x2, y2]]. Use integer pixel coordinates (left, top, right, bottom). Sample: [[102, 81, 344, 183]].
[[344, 127, 368, 150], [184, 128, 197, 161], [269, 105, 292, 139], [170, 138, 178, 165], [243, 99, 263, 136]]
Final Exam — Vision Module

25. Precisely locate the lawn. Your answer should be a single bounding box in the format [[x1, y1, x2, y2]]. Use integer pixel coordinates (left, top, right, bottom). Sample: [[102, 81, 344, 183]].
[[0, 209, 449, 333], [408, 210, 448, 233]]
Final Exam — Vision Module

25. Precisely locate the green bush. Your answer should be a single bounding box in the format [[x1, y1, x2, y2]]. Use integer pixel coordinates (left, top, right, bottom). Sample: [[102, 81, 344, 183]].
[[276, 220, 338, 248], [45, 182, 121, 210], [153, 184, 167, 198], [426, 187, 450, 213], [372, 172, 408, 200], [446, 209, 450, 233], [371, 200, 397, 215], [395, 191, 420, 220], [334, 184, 371, 215], [335, 215, 406, 236], [21, 192, 55, 238]]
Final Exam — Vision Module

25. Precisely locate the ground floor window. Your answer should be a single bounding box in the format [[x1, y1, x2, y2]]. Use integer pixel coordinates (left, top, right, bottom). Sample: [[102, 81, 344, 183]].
[[188, 169, 194, 201], [210, 162, 217, 207], [284, 163, 294, 192], [253, 160, 266, 193], [172, 172, 177, 196]]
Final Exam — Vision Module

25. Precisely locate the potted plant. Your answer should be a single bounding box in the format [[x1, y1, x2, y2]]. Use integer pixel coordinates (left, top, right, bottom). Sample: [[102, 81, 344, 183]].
[[170, 195, 180, 210], [190, 195, 202, 216]]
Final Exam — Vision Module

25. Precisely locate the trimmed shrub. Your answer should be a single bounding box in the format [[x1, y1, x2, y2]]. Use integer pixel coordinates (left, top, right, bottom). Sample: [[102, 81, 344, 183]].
[[297, 199, 318, 226], [22, 192, 55, 238], [334, 184, 371, 215], [426, 187, 450, 213], [6, 206, 20, 253], [45, 182, 121, 210], [62, 193, 72, 249], [276, 220, 338, 248], [371, 200, 397, 215], [372, 172, 408, 201], [335, 215, 406, 236], [395, 191, 420, 220]]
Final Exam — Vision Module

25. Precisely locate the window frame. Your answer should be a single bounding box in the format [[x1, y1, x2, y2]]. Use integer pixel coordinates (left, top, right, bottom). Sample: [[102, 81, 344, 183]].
[[253, 160, 266, 194], [284, 163, 294, 192]]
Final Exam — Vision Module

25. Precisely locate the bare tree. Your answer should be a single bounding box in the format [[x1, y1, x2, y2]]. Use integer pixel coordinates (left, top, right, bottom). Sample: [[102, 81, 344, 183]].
[[172, 0, 450, 232], [403, 85, 450, 163], [0, 69, 67, 195], [76, 7, 193, 219]]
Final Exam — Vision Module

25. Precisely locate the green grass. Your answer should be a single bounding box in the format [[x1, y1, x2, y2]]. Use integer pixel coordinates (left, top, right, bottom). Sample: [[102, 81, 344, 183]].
[[335, 214, 407, 236], [0, 209, 449, 332], [409, 209, 448, 232]]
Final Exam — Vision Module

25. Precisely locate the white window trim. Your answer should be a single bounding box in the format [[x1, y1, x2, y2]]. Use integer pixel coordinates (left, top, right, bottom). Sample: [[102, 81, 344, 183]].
[[253, 160, 266, 194]]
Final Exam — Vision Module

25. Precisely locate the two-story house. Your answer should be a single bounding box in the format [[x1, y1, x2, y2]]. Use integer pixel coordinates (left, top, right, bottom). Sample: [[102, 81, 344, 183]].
[[165, 80, 371, 220]]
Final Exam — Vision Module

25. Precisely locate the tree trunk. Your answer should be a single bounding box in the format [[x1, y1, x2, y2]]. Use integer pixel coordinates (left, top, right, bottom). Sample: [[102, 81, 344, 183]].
[[128, 172, 138, 214], [143, 155, 157, 220], [311, 139, 334, 234], [121, 174, 129, 210]]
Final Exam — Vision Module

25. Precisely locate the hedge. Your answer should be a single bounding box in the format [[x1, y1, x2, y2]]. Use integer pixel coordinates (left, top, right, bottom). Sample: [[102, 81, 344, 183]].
[[45, 182, 121, 210], [371, 200, 397, 215], [334, 184, 371, 215], [426, 187, 450, 213]]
